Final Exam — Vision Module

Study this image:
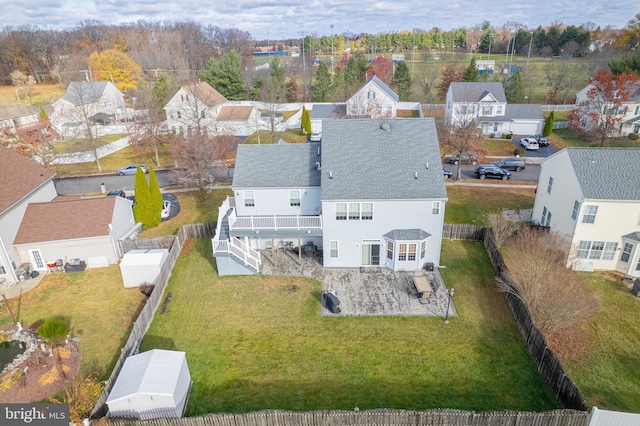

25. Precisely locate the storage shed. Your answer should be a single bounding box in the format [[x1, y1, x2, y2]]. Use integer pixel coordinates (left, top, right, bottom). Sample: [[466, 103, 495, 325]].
[[106, 349, 191, 419], [119, 249, 169, 288]]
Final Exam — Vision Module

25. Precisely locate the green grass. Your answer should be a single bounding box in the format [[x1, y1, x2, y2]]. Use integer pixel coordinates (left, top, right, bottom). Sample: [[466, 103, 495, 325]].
[[481, 138, 517, 155], [140, 239, 558, 415], [0, 83, 65, 106], [244, 128, 308, 144], [552, 128, 640, 150], [54, 134, 129, 153], [560, 272, 640, 411], [444, 186, 536, 225], [0, 267, 146, 379]]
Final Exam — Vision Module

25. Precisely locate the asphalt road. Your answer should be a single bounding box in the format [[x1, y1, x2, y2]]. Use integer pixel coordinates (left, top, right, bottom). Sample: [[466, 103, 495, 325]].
[[443, 162, 541, 182], [512, 135, 558, 158], [54, 167, 234, 196]]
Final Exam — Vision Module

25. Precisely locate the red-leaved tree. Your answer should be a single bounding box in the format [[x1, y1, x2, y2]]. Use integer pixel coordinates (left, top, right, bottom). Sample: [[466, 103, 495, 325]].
[[436, 64, 465, 101], [568, 70, 640, 146], [366, 56, 392, 84]]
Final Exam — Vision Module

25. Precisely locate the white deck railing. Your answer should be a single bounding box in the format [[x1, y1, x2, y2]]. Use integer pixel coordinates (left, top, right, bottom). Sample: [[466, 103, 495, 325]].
[[232, 214, 322, 231]]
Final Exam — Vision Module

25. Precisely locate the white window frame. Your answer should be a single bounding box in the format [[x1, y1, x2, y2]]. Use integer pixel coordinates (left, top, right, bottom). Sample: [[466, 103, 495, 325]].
[[545, 210, 552, 227], [387, 242, 394, 260], [408, 244, 417, 261], [621, 242, 633, 263], [348, 203, 360, 220], [362, 203, 373, 220], [289, 190, 301, 207], [582, 205, 598, 224], [432, 201, 440, 215], [482, 105, 492, 115], [496, 105, 503, 114], [244, 190, 255, 207], [336, 203, 347, 220], [420, 241, 426, 259], [398, 243, 407, 261], [330, 240, 339, 258], [577, 241, 618, 260], [572, 201, 580, 220], [547, 176, 554, 194], [542, 207, 548, 226]]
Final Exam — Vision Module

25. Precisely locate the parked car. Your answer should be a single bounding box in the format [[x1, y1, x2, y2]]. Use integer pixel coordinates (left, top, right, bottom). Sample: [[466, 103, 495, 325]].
[[520, 137, 539, 150], [117, 164, 148, 175], [535, 134, 550, 146], [447, 151, 478, 165], [309, 131, 322, 142], [474, 164, 511, 180], [443, 168, 453, 179], [106, 190, 126, 198], [492, 157, 526, 171], [161, 200, 172, 219]]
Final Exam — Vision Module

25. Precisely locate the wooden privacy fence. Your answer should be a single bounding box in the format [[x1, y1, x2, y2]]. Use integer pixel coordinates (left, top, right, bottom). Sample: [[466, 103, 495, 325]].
[[444, 223, 588, 411], [119, 236, 177, 254], [105, 409, 589, 426], [92, 222, 216, 418]]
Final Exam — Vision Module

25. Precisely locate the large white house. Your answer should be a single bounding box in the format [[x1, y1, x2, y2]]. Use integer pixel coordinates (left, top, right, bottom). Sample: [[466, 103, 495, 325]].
[[445, 82, 544, 136], [532, 147, 640, 278], [51, 81, 125, 129], [574, 83, 640, 136], [163, 82, 228, 136], [212, 118, 447, 275]]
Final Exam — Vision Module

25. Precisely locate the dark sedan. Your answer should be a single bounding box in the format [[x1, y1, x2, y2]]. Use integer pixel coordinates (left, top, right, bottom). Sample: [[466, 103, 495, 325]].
[[443, 168, 453, 178], [474, 164, 511, 180]]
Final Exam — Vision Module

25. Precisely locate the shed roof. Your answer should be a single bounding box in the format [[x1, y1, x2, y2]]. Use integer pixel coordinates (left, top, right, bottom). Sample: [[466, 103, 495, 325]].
[[233, 142, 322, 188], [14, 197, 118, 245], [320, 118, 447, 200], [106, 350, 188, 402], [0, 145, 55, 216], [310, 104, 346, 119], [383, 229, 432, 241], [216, 105, 254, 121], [564, 148, 640, 200]]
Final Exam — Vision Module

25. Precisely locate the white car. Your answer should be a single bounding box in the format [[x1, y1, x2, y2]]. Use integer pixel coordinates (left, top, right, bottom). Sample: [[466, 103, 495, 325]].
[[309, 131, 322, 142], [520, 137, 540, 150], [161, 200, 172, 219]]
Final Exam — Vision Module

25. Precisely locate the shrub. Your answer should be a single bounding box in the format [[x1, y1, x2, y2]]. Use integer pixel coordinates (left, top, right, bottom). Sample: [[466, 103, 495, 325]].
[[504, 133, 513, 139], [489, 133, 495, 138], [628, 133, 639, 140], [514, 147, 525, 156]]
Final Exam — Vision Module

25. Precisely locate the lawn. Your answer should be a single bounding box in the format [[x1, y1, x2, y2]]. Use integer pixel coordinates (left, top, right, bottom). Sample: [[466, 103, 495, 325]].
[[480, 138, 517, 156], [560, 272, 640, 412], [244, 128, 308, 144], [0, 267, 146, 379], [0, 83, 65, 106], [140, 239, 558, 415], [139, 188, 233, 238], [444, 186, 536, 225], [551, 128, 640, 150], [54, 133, 129, 154]]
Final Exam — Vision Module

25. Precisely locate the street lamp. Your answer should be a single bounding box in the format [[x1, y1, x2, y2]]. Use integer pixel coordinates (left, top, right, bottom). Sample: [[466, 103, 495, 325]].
[[444, 287, 455, 324], [299, 30, 308, 74], [487, 34, 493, 61], [330, 24, 334, 73], [526, 31, 534, 68]]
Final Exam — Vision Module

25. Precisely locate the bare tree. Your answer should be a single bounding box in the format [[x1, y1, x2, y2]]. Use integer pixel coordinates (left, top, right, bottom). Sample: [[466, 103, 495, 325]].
[[486, 211, 520, 248], [437, 120, 484, 180], [10, 70, 36, 102], [543, 61, 584, 104]]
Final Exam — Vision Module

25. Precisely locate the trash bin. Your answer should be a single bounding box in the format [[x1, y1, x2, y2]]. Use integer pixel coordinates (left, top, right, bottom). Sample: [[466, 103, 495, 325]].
[[425, 262, 434, 271]]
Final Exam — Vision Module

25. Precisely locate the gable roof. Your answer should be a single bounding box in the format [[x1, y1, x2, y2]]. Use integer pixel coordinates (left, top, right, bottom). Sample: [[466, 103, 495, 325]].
[[233, 142, 322, 188], [449, 82, 507, 103], [183, 82, 227, 108], [563, 148, 640, 201], [62, 81, 112, 105], [321, 118, 447, 200], [506, 104, 544, 120], [0, 105, 39, 121], [0, 145, 55, 216], [216, 105, 254, 121], [310, 104, 347, 119], [14, 197, 118, 245], [365, 76, 399, 102]]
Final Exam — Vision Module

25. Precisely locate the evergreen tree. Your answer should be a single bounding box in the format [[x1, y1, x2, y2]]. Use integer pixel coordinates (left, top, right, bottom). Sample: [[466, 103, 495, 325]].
[[543, 111, 554, 136], [200, 50, 248, 100], [392, 62, 412, 101], [312, 62, 333, 101], [344, 51, 369, 95], [503, 71, 525, 103], [39, 107, 48, 119], [300, 106, 312, 135], [463, 58, 479, 82], [133, 166, 151, 228], [148, 166, 162, 227], [153, 72, 178, 109]]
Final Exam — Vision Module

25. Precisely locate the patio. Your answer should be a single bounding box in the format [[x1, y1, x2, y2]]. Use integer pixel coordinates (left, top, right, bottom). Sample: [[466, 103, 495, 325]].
[[260, 250, 457, 318]]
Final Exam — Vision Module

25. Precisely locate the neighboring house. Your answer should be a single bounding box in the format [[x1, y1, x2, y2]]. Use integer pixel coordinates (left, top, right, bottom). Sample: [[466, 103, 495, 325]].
[[445, 82, 544, 135], [163, 82, 228, 135], [214, 105, 261, 136], [51, 81, 125, 129], [532, 147, 640, 278], [310, 104, 346, 133], [212, 118, 447, 275], [0, 145, 57, 284], [13, 196, 138, 270], [574, 84, 640, 136], [0, 105, 40, 136]]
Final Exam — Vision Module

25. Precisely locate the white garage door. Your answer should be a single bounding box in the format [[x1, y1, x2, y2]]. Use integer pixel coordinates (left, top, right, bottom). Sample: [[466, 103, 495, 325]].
[[510, 121, 542, 135]]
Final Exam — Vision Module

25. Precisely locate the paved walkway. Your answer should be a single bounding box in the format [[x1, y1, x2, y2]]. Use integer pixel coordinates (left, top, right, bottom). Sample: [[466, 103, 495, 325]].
[[260, 250, 457, 318], [0, 273, 47, 299]]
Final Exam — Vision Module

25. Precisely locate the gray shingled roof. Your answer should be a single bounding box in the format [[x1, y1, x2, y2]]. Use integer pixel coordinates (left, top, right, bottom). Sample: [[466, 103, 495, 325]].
[[233, 142, 321, 188], [320, 118, 447, 200], [566, 148, 640, 200], [383, 229, 432, 241], [506, 104, 544, 120], [368, 75, 399, 103], [622, 232, 640, 242], [62, 81, 110, 105], [449, 82, 506, 103], [310, 104, 346, 119]]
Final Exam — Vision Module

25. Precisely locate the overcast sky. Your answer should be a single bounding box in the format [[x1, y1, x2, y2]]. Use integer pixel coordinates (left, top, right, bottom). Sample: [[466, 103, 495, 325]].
[[2, 0, 636, 40]]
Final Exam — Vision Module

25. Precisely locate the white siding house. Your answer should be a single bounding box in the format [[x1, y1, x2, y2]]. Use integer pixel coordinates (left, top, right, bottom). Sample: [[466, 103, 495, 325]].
[[345, 75, 399, 118], [51, 81, 125, 129], [532, 148, 640, 277], [574, 83, 640, 136], [212, 118, 447, 275], [163, 82, 227, 136]]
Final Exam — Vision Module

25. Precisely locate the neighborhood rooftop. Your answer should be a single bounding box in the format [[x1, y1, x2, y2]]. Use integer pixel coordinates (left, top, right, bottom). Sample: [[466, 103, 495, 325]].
[[233, 142, 322, 188], [310, 104, 346, 119], [449, 82, 507, 103], [62, 81, 110, 105], [215, 105, 254, 121], [367, 75, 399, 103], [566, 147, 640, 200], [183, 82, 227, 108], [320, 118, 447, 200], [505, 104, 544, 120], [0, 145, 55, 215]]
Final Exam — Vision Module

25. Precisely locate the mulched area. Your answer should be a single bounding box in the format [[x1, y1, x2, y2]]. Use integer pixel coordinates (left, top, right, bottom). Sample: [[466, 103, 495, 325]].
[[0, 326, 81, 403]]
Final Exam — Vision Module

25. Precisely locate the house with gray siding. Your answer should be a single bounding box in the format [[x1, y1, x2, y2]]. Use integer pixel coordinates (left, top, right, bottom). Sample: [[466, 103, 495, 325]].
[[212, 118, 447, 275]]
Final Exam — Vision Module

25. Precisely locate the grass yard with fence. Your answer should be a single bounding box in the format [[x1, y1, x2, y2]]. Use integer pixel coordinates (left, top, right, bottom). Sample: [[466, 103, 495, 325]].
[[140, 238, 558, 415]]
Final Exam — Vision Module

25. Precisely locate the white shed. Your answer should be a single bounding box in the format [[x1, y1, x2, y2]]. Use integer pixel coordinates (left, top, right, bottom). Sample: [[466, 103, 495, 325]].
[[106, 349, 191, 419], [119, 249, 169, 288]]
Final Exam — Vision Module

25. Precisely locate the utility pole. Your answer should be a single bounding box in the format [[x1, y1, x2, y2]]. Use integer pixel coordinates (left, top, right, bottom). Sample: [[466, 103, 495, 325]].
[[330, 24, 334, 74], [526, 31, 534, 68], [487, 34, 493, 61], [412, 32, 416, 77], [299, 30, 309, 74]]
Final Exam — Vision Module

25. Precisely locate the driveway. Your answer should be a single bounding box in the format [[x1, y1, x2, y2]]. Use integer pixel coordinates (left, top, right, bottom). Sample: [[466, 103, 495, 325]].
[[512, 135, 558, 158], [444, 162, 540, 182], [259, 250, 456, 318]]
